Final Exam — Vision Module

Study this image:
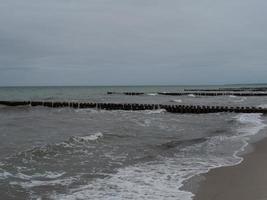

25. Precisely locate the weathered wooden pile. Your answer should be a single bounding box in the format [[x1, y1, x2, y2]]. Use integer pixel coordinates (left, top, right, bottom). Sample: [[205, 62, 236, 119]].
[[158, 92, 267, 96], [0, 101, 266, 114], [184, 87, 267, 92], [107, 92, 144, 95], [107, 91, 267, 96]]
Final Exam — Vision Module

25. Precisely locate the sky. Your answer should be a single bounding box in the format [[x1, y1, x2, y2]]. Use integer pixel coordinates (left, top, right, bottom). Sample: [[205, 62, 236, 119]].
[[0, 0, 267, 86]]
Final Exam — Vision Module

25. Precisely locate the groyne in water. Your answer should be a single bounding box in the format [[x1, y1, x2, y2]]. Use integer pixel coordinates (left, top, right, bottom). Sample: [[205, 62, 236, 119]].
[[184, 87, 267, 92], [107, 92, 267, 96], [107, 92, 145, 95], [0, 101, 267, 114], [158, 92, 267, 96]]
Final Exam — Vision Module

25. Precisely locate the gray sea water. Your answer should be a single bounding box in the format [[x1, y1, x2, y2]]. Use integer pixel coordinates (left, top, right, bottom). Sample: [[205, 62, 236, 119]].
[[0, 85, 267, 200]]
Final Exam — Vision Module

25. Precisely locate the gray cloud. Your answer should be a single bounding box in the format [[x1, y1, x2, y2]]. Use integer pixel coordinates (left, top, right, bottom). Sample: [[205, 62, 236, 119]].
[[0, 0, 267, 86]]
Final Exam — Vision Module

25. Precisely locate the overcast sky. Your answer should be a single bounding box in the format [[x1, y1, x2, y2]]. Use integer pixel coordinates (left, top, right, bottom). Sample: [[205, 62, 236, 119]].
[[0, 0, 267, 86]]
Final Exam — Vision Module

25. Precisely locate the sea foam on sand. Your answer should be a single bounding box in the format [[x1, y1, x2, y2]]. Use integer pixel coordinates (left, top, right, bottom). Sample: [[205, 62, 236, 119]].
[[51, 113, 266, 200]]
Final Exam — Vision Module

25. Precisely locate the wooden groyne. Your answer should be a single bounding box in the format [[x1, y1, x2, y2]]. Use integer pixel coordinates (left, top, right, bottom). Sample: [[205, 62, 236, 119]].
[[107, 92, 144, 95], [158, 92, 267, 96], [107, 91, 267, 96], [0, 101, 267, 114], [184, 87, 267, 92]]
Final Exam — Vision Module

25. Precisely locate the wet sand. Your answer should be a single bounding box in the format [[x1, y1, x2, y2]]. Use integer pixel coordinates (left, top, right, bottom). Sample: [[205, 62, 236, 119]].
[[193, 137, 267, 200]]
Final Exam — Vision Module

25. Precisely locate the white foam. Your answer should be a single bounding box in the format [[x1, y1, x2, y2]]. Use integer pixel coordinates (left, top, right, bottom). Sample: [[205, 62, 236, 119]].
[[144, 109, 166, 114], [171, 99, 182, 103], [231, 113, 267, 161], [147, 93, 158, 96], [118, 109, 166, 115], [51, 151, 241, 200], [72, 132, 103, 142], [238, 113, 263, 123], [0, 170, 13, 180], [258, 104, 267, 108], [74, 109, 99, 114], [51, 113, 266, 200], [188, 94, 195, 97], [133, 118, 152, 127], [233, 97, 247, 102], [229, 95, 237, 98], [16, 171, 65, 180], [0, 170, 65, 181], [51, 159, 195, 200], [11, 177, 75, 189]]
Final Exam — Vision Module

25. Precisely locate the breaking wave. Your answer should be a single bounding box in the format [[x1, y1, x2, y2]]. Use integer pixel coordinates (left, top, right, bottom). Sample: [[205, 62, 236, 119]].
[[69, 132, 103, 143], [147, 93, 158, 96], [144, 109, 166, 114], [188, 94, 196, 97], [50, 113, 266, 200], [170, 99, 182, 103]]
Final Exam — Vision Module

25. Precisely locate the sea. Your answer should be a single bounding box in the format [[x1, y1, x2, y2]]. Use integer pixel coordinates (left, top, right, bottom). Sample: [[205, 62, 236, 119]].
[[0, 85, 267, 200]]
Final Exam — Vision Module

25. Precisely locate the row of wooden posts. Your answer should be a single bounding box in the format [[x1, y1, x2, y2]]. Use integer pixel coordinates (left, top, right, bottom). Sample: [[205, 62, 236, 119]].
[[184, 88, 267, 92], [107, 92, 267, 96], [158, 92, 267, 96], [0, 101, 266, 114]]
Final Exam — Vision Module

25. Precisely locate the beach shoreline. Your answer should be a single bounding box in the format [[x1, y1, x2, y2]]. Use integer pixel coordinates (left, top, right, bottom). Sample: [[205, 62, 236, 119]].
[[184, 133, 267, 200]]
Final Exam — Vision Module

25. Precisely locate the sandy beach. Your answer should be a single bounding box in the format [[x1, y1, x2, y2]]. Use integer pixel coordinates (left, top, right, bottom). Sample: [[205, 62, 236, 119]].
[[193, 136, 267, 200]]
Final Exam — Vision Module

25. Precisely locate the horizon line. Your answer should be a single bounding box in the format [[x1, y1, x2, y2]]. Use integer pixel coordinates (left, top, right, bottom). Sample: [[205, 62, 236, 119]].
[[0, 83, 267, 88]]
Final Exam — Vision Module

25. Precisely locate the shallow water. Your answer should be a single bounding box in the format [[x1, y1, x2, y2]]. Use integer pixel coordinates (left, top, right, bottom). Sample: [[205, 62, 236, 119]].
[[0, 85, 267, 199]]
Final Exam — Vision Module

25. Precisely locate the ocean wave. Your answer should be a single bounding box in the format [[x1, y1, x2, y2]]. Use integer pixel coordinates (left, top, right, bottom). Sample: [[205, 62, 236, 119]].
[[16, 171, 65, 180], [74, 108, 99, 114], [132, 119, 152, 127], [69, 132, 103, 143], [229, 95, 237, 98], [233, 99, 245, 103], [116, 109, 166, 115], [158, 138, 207, 150], [8, 132, 105, 165], [2, 109, 266, 200], [147, 93, 158, 96], [0, 168, 70, 189], [234, 113, 266, 137], [231, 113, 266, 160], [50, 159, 196, 200], [0, 170, 65, 181], [51, 147, 234, 200], [50, 113, 267, 200], [258, 104, 267, 108], [170, 99, 182, 103], [231, 97, 247, 102], [0, 170, 13, 180], [10, 176, 76, 189], [188, 94, 196, 97], [144, 109, 166, 114]]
